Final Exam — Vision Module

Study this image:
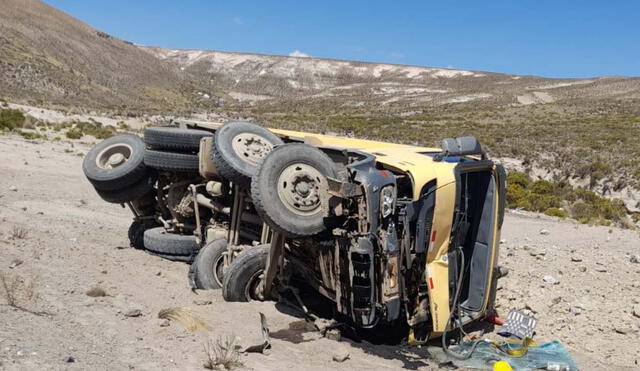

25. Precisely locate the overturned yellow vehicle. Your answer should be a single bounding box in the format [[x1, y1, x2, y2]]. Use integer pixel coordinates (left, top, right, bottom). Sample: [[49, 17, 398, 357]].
[[83, 119, 506, 343], [217, 125, 507, 342]]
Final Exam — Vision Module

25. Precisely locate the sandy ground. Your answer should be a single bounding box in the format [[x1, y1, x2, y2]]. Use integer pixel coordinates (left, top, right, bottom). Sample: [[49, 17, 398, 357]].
[[0, 134, 639, 370]]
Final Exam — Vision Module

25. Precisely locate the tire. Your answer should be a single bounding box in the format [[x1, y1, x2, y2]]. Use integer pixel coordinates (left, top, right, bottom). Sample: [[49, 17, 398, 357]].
[[190, 238, 228, 289], [144, 126, 212, 152], [143, 227, 200, 255], [212, 121, 283, 185], [252, 143, 339, 237], [95, 172, 157, 204], [222, 245, 270, 302], [128, 221, 146, 250], [83, 134, 148, 191], [144, 149, 199, 172]]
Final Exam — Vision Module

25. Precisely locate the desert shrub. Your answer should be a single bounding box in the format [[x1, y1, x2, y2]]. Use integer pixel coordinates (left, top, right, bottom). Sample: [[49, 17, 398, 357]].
[[203, 336, 241, 370], [506, 183, 531, 209], [530, 179, 555, 195], [506, 171, 630, 227], [0, 109, 26, 130], [544, 207, 567, 218], [65, 128, 83, 139], [19, 131, 44, 140], [73, 121, 116, 139], [506, 171, 531, 188]]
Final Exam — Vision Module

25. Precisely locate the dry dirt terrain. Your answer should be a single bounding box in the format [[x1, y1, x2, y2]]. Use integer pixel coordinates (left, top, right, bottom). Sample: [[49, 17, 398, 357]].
[[0, 134, 639, 370]]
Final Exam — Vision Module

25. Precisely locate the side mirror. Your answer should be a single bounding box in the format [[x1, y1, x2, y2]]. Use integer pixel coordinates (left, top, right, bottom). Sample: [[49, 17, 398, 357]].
[[440, 136, 484, 157]]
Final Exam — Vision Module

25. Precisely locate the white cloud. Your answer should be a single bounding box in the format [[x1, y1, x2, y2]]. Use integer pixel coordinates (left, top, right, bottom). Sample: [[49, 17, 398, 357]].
[[390, 52, 405, 59], [232, 17, 244, 25], [288, 50, 311, 58]]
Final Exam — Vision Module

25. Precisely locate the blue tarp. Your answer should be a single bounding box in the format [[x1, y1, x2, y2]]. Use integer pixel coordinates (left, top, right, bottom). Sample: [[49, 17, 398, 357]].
[[450, 340, 578, 370]]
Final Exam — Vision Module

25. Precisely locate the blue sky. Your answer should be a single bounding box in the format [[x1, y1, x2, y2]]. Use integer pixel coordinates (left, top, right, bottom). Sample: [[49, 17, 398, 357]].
[[46, 0, 639, 78]]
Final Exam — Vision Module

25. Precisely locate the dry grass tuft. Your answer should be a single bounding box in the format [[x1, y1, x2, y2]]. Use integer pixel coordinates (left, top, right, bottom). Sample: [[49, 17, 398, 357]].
[[0, 271, 39, 309], [203, 336, 242, 370], [158, 307, 208, 332], [10, 226, 28, 240], [86, 286, 107, 297]]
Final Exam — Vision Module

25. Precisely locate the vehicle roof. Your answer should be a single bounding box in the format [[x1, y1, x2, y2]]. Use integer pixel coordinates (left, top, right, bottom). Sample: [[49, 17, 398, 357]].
[[268, 128, 444, 170]]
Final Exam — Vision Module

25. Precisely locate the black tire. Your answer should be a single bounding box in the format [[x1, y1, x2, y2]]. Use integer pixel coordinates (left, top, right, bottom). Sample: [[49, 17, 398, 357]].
[[128, 221, 146, 250], [191, 238, 228, 289], [95, 172, 157, 204], [144, 149, 199, 172], [212, 121, 283, 185], [144, 126, 212, 152], [83, 134, 148, 191], [251, 143, 339, 237], [222, 245, 270, 302], [143, 227, 200, 255]]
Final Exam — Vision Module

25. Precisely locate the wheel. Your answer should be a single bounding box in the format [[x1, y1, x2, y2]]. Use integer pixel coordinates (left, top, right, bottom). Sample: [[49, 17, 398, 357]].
[[222, 245, 270, 302], [95, 172, 157, 204], [252, 143, 339, 237], [190, 238, 228, 289], [83, 134, 148, 191], [128, 221, 146, 250], [144, 149, 199, 172], [143, 227, 200, 255], [212, 121, 283, 184], [144, 126, 212, 152]]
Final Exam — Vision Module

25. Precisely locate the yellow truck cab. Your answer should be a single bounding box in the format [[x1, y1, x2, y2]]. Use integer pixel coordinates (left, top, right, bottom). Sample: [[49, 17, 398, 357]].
[[249, 128, 507, 341]]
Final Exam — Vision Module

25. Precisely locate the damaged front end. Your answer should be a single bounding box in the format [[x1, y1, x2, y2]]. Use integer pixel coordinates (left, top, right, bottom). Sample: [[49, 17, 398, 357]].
[[281, 137, 506, 341]]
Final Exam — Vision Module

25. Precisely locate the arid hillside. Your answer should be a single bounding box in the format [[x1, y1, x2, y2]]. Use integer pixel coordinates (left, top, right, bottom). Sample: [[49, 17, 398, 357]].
[[0, 0, 219, 113]]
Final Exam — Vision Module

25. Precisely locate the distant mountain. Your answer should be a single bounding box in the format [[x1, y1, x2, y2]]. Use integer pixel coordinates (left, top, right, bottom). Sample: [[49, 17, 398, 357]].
[[143, 47, 640, 111], [1, 0, 638, 115]]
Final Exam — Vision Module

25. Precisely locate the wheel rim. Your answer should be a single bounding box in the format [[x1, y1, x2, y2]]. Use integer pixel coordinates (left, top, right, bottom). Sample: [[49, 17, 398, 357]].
[[231, 133, 274, 166], [277, 163, 324, 216], [244, 271, 265, 301], [95, 143, 133, 170], [213, 255, 225, 287]]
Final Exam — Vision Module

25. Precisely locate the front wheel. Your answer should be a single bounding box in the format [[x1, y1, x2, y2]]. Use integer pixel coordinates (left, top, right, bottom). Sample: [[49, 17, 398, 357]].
[[222, 245, 270, 302], [251, 143, 339, 237]]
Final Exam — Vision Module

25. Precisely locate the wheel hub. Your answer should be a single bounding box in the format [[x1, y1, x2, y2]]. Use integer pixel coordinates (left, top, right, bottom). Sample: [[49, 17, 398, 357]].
[[245, 272, 265, 301], [277, 163, 324, 215], [95, 143, 132, 170], [108, 153, 125, 167], [231, 133, 273, 165]]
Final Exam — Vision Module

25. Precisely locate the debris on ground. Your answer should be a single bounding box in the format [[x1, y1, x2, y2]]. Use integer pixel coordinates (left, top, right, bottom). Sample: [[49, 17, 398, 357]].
[[242, 313, 271, 354]]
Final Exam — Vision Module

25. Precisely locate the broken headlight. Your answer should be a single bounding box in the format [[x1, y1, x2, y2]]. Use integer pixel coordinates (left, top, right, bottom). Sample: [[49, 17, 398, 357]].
[[380, 185, 395, 218]]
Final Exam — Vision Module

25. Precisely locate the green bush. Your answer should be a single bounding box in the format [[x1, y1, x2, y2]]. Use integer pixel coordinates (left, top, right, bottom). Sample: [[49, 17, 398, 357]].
[[65, 128, 83, 139], [544, 207, 567, 218], [505, 170, 630, 227], [530, 179, 555, 195], [19, 131, 44, 140], [0, 109, 26, 130]]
